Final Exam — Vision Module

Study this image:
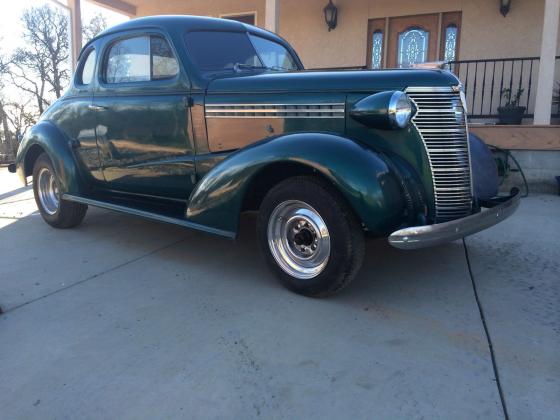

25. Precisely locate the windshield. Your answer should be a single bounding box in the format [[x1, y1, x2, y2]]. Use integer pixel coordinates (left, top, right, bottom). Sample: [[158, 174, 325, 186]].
[[184, 31, 299, 74]]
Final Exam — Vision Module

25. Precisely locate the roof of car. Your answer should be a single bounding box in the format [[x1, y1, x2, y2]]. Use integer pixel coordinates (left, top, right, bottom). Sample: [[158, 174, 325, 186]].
[[93, 15, 258, 41], [81, 14, 303, 80]]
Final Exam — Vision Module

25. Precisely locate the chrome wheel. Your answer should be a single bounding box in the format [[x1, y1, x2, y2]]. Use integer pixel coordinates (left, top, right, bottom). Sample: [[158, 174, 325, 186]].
[[37, 167, 60, 215], [267, 200, 330, 279]]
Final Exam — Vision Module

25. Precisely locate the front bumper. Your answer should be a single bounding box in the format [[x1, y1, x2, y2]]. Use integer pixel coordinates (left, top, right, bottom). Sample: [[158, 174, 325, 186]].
[[388, 188, 520, 250]]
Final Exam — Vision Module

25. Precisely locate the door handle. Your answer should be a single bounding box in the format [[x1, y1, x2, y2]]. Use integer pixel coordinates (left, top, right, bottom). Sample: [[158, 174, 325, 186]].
[[88, 104, 107, 111]]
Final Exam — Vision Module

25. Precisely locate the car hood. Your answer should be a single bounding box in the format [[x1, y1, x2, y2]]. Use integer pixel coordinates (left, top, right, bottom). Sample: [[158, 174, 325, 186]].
[[206, 69, 460, 94]]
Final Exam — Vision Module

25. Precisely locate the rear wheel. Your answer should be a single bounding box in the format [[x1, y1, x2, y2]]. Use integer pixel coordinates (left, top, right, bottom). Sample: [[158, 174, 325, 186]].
[[257, 176, 365, 297], [32, 153, 88, 228]]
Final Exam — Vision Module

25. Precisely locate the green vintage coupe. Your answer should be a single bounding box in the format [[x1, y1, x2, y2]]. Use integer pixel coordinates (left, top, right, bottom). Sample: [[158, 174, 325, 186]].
[[9, 16, 519, 297]]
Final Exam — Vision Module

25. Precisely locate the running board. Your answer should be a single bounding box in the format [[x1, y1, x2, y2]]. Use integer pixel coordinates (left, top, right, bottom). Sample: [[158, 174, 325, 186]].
[[62, 194, 236, 239]]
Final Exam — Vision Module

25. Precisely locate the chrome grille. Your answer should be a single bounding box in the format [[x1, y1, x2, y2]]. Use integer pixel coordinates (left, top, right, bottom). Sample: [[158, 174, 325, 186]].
[[406, 86, 472, 222]]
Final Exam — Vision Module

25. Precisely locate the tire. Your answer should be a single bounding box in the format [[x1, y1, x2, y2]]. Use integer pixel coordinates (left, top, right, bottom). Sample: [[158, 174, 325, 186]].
[[257, 176, 365, 297], [32, 153, 88, 228]]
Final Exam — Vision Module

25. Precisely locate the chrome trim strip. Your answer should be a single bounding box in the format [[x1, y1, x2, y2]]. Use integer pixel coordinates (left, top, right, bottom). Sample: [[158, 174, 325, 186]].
[[388, 189, 520, 250], [206, 115, 345, 119], [409, 108, 463, 113], [205, 103, 345, 107], [62, 194, 236, 239], [403, 86, 461, 92], [206, 109, 345, 113], [431, 167, 470, 172], [205, 103, 346, 119], [412, 128, 466, 133]]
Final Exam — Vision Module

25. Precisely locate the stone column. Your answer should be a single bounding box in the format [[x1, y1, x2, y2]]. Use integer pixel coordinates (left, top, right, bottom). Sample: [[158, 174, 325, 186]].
[[534, 0, 560, 125], [265, 0, 279, 33]]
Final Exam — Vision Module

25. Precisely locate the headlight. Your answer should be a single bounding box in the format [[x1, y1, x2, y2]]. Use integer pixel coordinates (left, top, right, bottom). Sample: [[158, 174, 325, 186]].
[[350, 90, 415, 130], [388, 91, 413, 128]]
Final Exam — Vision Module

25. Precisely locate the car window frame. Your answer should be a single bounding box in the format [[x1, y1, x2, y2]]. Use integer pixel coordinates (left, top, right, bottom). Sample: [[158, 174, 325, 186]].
[[97, 30, 186, 91]]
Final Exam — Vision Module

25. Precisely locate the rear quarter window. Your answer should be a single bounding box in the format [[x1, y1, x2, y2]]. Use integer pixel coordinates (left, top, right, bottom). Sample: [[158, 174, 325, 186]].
[[77, 49, 96, 85]]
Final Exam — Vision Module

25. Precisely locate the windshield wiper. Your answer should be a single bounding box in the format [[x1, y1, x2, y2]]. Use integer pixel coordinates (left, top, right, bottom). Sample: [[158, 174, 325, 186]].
[[230, 63, 268, 73], [226, 63, 290, 73], [265, 65, 291, 71]]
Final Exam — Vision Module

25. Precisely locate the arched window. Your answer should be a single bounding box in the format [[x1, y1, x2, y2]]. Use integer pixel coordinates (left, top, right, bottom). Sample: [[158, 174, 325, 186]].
[[371, 31, 384, 69], [443, 24, 458, 62], [398, 27, 429, 68]]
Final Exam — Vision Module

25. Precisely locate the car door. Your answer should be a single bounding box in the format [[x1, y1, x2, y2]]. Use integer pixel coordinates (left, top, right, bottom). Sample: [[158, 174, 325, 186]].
[[93, 31, 195, 200], [48, 46, 104, 185]]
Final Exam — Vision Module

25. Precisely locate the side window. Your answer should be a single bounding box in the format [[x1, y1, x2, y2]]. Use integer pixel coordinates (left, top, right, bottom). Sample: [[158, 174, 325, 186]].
[[151, 36, 180, 80], [106, 36, 150, 83], [78, 49, 96, 85], [105, 35, 179, 84]]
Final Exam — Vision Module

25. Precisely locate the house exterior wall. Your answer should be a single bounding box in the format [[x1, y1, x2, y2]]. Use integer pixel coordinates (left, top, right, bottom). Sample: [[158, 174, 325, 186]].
[[134, 0, 266, 27], [133, 0, 560, 69], [278, 0, 560, 68]]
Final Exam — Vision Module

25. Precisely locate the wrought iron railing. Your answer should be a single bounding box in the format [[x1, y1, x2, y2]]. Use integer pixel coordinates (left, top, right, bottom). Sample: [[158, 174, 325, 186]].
[[449, 56, 560, 119]]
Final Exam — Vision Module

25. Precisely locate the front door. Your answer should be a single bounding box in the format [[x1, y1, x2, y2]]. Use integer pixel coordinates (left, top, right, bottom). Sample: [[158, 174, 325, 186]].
[[367, 12, 462, 69], [387, 14, 439, 68], [60, 46, 105, 185], [94, 32, 196, 200]]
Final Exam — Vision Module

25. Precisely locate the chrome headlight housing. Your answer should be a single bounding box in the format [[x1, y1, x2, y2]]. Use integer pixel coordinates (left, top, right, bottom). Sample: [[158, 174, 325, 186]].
[[350, 90, 416, 130], [388, 91, 414, 128]]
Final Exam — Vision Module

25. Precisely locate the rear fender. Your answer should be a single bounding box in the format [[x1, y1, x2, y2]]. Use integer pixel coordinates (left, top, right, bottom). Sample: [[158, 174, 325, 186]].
[[187, 133, 406, 237], [15, 120, 85, 194]]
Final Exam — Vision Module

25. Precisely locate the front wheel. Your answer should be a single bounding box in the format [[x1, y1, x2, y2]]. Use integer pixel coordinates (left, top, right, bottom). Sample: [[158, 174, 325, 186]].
[[257, 176, 365, 297], [32, 153, 88, 228]]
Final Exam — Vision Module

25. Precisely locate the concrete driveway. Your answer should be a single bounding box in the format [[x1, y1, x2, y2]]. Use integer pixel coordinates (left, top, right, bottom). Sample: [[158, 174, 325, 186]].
[[0, 167, 558, 419]]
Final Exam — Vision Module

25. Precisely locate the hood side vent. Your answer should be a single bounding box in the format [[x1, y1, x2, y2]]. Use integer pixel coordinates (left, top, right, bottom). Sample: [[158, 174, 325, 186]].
[[205, 103, 345, 118]]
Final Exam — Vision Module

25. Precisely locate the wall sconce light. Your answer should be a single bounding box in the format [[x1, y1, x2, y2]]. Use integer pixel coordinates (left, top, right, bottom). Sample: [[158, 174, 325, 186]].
[[500, 0, 511, 17], [324, 0, 338, 31]]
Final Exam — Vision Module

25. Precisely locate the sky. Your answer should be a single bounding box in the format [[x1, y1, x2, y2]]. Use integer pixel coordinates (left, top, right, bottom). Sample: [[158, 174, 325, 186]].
[[0, 0, 129, 54]]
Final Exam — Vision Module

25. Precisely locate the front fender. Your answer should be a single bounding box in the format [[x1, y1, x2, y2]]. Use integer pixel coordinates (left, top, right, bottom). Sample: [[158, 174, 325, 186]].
[[187, 133, 406, 236], [15, 120, 85, 195]]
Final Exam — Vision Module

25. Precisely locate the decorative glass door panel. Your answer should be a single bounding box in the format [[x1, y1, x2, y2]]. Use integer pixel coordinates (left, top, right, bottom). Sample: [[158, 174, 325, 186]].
[[367, 18, 385, 69], [398, 28, 429, 68], [372, 31, 384, 69], [387, 14, 439, 68], [440, 12, 462, 63]]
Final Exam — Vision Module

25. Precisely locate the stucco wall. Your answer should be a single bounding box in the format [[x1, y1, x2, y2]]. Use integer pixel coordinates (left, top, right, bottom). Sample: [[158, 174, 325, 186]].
[[133, 0, 560, 69], [280, 0, 560, 68], [367, 0, 550, 60], [134, 0, 266, 27], [458, 0, 558, 61], [277, 0, 367, 68]]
